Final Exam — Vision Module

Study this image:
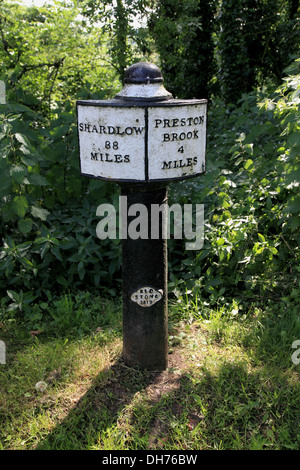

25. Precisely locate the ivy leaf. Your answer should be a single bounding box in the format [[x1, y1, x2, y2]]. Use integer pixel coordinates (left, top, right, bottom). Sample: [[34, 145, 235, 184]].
[[284, 196, 300, 215], [10, 165, 27, 184], [27, 173, 48, 186], [13, 196, 28, 217], [14, 133, 29, 146], [21, 155, 37, 167], [31, 206, 49, 221], [244, 159, 253, 170], [18, 218, 33, 234]]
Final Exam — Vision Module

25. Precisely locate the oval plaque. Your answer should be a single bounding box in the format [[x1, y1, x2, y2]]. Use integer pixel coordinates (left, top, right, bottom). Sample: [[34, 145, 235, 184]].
[[130, 286, 163, 307]]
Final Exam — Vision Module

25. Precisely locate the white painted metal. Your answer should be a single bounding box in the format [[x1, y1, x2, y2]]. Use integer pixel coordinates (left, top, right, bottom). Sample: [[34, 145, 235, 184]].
[[77, 84, 207, 182], [148, 103, 206, 181], [115, 83, 172, 100], [78, 105, 146, 181], [130, 287, 163, 307]]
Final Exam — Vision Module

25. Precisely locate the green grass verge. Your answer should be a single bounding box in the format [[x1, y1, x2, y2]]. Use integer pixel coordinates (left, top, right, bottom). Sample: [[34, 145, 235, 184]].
[[0, 292, 299, 450]]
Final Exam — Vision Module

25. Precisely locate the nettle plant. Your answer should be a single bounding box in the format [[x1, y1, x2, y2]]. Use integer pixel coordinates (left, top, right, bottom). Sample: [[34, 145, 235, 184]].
[[169, 60, 300, 309], [0, 95, 121, 312]]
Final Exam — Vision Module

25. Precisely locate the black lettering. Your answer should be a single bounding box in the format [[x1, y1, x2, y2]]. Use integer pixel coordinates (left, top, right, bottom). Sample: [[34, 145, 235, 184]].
[[163, 119, 170, 128], [193, 157, 198, 165], [163, 134, 170, 142], [180, 118, 186, 126], [186, 158, 193, 166], [124, 155, 130, 162], [108, 126, 115, 134], [171, 133, 178, 141], [171, 118, 179, 127], [99, 126, 106, 134], [84, 123, 91, 132], [162, 161, 172, 169], [125, 127, 133, 135], [114, 154, 123, 163], [134, 127, 144, 135], [105, 153, 113, 162], [79, 123, 84, 131], [91, 152, 98, 160], [155, 119, 162, 128], [179, 132, 186, 140], [193, 130, 199, 139]]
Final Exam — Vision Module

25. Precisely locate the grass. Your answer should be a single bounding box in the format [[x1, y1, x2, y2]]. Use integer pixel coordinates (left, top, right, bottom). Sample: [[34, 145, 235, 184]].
[[0, 291, 299, 450]]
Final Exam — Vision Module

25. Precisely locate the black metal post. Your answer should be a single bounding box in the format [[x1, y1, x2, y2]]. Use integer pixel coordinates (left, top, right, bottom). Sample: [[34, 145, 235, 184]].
[[77, 61, 207, 372], [121, 183, 168, 370]]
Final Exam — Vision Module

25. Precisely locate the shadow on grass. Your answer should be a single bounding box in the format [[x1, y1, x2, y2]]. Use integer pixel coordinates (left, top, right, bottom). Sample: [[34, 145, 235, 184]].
[[27, 307, 300, 450], [35, 354, 163, 450], [34, 349, 300, 451]]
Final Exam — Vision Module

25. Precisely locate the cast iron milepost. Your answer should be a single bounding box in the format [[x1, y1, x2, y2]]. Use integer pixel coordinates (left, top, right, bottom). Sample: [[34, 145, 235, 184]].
[[77, 62, 207, 371]]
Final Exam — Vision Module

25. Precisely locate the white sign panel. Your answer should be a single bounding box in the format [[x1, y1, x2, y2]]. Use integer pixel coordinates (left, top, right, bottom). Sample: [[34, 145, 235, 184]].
[[78, 104, 146, 181], [148, 103, 206, 181], [77, 100, 206, 182]]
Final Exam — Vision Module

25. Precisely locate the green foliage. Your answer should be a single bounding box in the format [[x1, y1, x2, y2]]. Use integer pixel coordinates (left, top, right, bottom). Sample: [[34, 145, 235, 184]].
[[0, 294, 298, 450], [0, 0, 119, 113], [0, 197, 122, 308], [0, 0, 123, 312], [218, 0, 300, 103], [149, 0, 217, 99], [81, 0, 155, 81], [147, 0, 299, 102], [0, 0, 299, 333], [0, 1, 299, 452], [168, 59, 300, 315]]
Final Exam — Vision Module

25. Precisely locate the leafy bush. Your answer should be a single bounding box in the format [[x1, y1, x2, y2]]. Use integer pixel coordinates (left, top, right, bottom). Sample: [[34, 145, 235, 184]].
[[0, 91, 122, 313], [2, 61, 299, 325], [168, 59, 300, 313], [1, 1, 299, 333]]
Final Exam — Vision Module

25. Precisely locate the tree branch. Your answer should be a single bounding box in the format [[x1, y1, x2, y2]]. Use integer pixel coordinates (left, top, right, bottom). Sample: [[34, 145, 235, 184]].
[[0, 17, 12, 59], [17, 59, 65, 80]]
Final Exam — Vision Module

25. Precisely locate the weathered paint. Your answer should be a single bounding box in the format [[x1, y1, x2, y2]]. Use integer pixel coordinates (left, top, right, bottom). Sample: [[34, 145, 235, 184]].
[[115, 82, 172, 100], [121, 183, 168, 371], [77, 105, 146, 181], [148, 103, 206, 180], [77, 99, 207, 182]]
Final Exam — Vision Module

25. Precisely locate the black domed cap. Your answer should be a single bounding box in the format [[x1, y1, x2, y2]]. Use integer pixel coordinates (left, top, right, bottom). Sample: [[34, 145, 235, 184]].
[[123, 62, 163, 84]]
